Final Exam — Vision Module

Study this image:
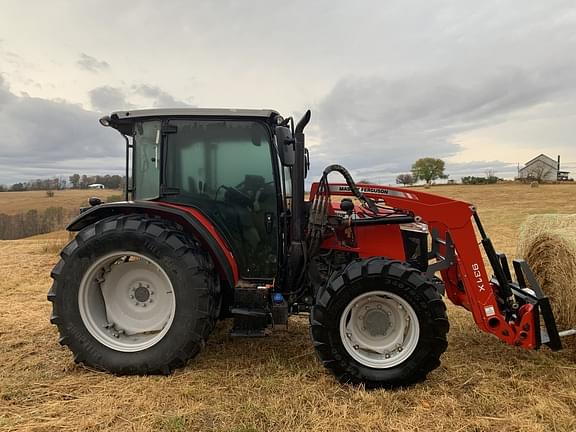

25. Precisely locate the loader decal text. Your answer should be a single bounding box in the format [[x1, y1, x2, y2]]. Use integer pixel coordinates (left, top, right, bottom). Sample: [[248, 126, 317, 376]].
[[472, 263, 485, 292], [329, 185, 413, 199]]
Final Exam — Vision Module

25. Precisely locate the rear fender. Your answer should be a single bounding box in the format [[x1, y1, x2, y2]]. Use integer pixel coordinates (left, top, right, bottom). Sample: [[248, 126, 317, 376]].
[[67, 201, 239, 287]]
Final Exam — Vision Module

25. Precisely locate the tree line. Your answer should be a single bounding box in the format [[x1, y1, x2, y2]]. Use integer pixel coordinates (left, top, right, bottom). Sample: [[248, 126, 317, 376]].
[[395, 158, 448, 186], [0, 207, 72, 240], [0, 174, 125, 192]]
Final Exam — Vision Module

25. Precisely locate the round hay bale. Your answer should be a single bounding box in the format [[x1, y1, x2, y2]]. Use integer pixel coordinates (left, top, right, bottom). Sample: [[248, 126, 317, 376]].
[[518, 215, 576, 350], [530, 181, 539, 188], [517, 214, 576, 258]]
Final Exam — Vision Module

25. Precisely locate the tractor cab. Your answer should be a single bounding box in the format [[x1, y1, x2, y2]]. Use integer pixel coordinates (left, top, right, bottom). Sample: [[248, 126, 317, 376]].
[[100, 108, 300, 281]]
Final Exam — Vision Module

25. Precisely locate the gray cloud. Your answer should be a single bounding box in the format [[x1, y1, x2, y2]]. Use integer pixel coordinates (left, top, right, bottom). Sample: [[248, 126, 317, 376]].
[[88, 84, 192, 113], [0, 75, 196, 184], [313, 61, 576, 181], [2, 0, 576, 185], [0, 77, 123, 184], [0, 75, 16, 105], [89, 86, 132, 113], [132, 84, 192, 108], [77, 53, 109, 73]]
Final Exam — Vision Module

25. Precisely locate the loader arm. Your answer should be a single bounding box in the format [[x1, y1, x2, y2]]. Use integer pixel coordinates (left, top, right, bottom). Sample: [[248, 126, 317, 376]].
[[310, 182, 563, 351]]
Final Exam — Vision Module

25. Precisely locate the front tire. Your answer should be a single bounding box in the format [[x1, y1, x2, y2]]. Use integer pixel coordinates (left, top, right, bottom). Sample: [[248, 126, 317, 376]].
[[310, 258, 449, 388], [48, 214, 219, 375]]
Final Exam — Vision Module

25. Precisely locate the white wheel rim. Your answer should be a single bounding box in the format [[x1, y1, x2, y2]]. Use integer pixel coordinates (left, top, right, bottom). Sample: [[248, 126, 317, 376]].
[[339, 290, 420, 369], [78, 252, 176, 352]]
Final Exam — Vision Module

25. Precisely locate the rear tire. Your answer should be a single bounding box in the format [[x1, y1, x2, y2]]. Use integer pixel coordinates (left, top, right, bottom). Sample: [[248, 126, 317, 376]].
[[310, 258, 449, 388], [48, 214, 219, 375]]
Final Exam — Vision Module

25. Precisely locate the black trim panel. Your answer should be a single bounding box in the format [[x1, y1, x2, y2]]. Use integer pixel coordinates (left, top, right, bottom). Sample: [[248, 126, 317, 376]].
[[351, 215, 415, 226]]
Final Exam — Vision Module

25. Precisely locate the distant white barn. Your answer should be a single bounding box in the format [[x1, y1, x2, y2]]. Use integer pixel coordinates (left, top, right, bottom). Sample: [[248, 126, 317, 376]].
[[518, 154, 569, 182], [88, 183, 105, 189]]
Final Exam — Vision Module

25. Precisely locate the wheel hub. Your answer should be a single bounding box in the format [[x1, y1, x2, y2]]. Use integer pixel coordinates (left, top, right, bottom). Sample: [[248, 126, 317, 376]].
[[132, 283, 153, 304], [339, 290, 420, 369], [363, 308, 391, 337]]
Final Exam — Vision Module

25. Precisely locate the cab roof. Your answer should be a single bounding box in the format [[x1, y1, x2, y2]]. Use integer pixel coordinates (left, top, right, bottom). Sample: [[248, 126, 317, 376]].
[[110, 108, 279, 120], [106, 108, 281, 135]]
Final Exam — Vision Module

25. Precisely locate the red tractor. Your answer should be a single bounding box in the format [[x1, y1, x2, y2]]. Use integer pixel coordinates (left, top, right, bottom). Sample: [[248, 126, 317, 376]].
[[49, 108, 573, 388]]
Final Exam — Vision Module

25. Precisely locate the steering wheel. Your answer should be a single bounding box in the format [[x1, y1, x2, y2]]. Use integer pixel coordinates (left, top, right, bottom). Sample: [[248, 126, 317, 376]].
[[223, 185, 253, 208]]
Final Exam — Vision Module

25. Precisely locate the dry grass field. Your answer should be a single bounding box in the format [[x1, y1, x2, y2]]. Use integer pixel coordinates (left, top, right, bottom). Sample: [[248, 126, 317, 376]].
[[0, 189, 118, 216], [1, 183, 575, 432]]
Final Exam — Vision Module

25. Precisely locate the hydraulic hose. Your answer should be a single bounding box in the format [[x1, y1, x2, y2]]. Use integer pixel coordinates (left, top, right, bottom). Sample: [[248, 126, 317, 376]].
[[321, 164, 379, 213]]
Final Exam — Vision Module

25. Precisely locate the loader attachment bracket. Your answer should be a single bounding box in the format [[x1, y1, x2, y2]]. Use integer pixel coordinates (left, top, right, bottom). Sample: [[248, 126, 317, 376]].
[[498, 257, 562, 350], [425, 229, 455, 277]]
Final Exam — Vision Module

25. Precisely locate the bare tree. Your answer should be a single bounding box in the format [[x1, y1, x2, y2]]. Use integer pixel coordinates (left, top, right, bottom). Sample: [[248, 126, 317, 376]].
[[396, 173, 415, 186]]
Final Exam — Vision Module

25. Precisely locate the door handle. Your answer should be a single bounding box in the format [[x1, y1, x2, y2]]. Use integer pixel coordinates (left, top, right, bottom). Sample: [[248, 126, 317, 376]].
[[265, 212, 274, 234]]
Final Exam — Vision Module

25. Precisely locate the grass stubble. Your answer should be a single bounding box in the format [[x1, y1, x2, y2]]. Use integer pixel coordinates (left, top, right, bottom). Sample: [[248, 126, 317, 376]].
[[1, 183, 576, 432]]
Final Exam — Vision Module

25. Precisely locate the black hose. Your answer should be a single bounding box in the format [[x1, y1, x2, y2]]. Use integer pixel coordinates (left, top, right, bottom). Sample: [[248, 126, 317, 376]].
[[321, 164, 379, 213]]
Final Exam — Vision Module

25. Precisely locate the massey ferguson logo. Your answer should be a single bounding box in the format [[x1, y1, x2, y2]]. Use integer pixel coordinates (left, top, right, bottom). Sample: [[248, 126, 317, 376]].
[[331, 185, 411, 198], [337, 185, 391, 195], [472, 263, 485, 292]]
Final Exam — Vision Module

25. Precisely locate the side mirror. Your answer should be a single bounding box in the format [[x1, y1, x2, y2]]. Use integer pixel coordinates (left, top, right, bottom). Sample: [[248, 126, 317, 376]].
[[275, 125, 295, 166]]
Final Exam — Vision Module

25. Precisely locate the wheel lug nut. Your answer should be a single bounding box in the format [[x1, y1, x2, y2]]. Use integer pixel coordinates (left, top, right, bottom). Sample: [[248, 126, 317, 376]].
[[398, 347, 403, 352], [353, 345, 359, 350], [385, 353, 391, 359]]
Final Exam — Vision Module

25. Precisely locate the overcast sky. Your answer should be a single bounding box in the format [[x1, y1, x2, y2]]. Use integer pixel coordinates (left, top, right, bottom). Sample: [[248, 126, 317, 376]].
[[1, 0, 575, 185]]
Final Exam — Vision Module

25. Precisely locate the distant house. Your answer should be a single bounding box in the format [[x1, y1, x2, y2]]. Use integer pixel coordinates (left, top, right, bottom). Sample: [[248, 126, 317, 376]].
[[518, 154, 570, 182], [88, 183, 105, 189]]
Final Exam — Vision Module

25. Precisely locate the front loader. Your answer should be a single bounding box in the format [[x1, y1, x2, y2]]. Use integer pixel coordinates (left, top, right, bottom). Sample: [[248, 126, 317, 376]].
[[48, 108, 575, 388]]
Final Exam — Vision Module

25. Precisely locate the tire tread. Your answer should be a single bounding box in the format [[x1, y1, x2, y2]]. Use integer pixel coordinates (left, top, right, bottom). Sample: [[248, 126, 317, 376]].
[[48, 214, 219, 375], [310, 257, 449, 388]]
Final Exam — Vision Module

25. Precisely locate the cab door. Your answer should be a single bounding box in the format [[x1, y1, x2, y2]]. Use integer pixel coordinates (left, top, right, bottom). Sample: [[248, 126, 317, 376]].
[[163, 119, 280, 279]]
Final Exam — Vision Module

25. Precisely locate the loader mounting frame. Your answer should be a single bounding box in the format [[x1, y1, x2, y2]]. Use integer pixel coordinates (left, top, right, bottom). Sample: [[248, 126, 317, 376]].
[[310, 182, 568, 351]]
